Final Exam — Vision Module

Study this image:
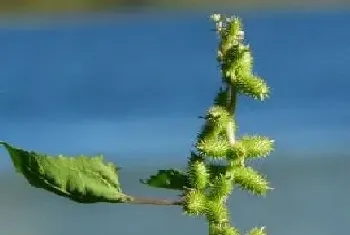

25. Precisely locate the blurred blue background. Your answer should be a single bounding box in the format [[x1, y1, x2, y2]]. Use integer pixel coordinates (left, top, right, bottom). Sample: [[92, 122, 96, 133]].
[[0, 7, 350, 235]]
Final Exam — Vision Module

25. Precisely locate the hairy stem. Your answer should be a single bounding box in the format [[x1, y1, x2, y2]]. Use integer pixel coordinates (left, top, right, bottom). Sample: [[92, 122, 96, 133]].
[[226, 84, 237, 113]]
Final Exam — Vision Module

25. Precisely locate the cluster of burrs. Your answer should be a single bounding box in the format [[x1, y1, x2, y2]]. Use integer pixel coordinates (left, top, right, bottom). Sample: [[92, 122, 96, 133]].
[[182, 14, 275, 235]]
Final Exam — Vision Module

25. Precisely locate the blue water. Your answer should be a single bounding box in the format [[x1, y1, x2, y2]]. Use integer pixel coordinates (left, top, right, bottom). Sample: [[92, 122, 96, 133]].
[[0, 10, 350, 235]]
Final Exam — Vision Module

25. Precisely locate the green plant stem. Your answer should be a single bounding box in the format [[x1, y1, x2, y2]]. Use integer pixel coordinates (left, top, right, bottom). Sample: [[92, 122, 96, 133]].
[[226, 83, 237, 145]]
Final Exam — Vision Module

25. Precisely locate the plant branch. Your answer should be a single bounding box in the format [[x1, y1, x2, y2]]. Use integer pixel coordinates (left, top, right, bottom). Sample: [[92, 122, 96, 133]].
[[124, 196, 184, 206]]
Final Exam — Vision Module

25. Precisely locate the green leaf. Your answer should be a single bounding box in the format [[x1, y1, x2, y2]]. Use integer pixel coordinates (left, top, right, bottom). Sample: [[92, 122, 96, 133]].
[[140, 169, 190, 190], [0, 141, 131, 204]]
